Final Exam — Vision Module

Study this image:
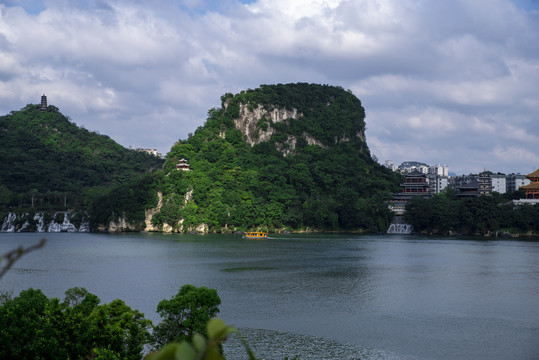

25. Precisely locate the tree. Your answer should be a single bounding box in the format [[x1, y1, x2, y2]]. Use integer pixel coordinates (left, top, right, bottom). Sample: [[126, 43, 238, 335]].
[[0, 185, 11, 208], [89, 299, 152, 360], [0, 286, 151, 360], [151, 285, 221, 349], [0, 288, 50, 359]]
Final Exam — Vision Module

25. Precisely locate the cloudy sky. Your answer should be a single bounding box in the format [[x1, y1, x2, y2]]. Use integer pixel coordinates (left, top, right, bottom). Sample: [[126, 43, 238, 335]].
[[1, 0, 538, 175]]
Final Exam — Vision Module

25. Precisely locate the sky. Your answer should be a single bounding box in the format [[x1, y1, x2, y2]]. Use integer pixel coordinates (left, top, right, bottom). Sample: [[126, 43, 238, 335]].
[[1, 0, 538, 175]]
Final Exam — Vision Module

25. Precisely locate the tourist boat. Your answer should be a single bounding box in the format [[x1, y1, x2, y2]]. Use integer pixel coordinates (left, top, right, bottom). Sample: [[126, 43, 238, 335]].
[[243, 231, 268, 239]]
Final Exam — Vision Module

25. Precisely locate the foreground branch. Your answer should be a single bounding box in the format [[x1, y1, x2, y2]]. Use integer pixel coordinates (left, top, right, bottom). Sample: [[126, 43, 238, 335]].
[[0, 238, 46, 280]]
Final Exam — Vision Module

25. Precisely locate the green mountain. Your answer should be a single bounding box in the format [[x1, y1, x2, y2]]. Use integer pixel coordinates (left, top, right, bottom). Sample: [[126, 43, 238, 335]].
[[92, 83, 402, 232], [0, 103, 164, 210]]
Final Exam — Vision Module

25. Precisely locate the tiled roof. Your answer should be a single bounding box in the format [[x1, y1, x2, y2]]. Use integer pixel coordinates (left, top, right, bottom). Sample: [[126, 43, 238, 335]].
[[458, 180, 479, 189], [405, 170, 426, 177], [520, 182, 539, 190], [525, 168, 539, 179]]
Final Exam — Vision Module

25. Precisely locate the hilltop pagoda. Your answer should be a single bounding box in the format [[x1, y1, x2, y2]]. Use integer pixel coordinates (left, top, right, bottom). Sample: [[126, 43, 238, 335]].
[[519, 168, 539, 199], [40, 94, 47, 110]]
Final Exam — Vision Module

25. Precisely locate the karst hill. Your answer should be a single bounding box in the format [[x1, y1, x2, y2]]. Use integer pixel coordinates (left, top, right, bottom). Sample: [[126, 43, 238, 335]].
[[0, 102, 164, 212], [90, 83, 402, 233]]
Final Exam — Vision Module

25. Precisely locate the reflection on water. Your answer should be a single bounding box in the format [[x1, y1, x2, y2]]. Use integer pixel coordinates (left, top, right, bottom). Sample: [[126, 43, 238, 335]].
[[1, 232, 539, 360]]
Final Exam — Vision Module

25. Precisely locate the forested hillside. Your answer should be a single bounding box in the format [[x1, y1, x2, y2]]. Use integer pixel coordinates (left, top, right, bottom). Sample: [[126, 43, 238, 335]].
[[0, 104, 163, 210], [92, 83, 402, 232]]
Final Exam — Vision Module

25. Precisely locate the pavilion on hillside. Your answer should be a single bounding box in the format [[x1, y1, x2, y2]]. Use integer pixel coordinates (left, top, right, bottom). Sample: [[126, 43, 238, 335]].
[[176, 158, 190, 171]]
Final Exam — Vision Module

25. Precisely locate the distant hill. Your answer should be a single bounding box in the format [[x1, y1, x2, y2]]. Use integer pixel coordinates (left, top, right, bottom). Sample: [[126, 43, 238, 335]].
[[0, 103, 164, 210], [91, 83, 403, 232]]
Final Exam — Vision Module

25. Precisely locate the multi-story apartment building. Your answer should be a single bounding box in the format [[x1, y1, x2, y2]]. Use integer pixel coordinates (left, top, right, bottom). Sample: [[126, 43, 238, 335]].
[[427, 174, 449, 194], [506, 173, 531, 192], [429, 164, 449, 177], [383, 160, 398, 171], [449, 174, 476, 189], [490, 174, 507, 194]]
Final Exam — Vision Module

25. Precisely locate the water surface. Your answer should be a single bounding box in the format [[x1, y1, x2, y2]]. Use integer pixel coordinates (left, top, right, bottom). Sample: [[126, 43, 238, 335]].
[[1, 232, 538, 359]]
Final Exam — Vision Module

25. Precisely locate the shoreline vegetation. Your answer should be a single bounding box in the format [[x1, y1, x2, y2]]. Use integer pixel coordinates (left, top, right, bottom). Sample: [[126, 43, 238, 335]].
[[1, 209, 537, 238]]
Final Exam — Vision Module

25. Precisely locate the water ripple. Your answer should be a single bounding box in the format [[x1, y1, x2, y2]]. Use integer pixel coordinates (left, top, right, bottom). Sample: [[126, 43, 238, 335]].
[[223, 328, 416, 360]]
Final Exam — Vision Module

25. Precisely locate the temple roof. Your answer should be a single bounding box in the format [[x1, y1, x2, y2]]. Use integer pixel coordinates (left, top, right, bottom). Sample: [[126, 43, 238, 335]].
[[520, 182, 539, 190], [458, 180, 479, 190], [525, 168, 539, 180], [405, 170, 427, 177]]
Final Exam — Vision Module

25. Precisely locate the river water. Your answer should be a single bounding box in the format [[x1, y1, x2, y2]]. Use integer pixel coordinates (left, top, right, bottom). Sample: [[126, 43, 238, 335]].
[[1, 232, 538, 360]]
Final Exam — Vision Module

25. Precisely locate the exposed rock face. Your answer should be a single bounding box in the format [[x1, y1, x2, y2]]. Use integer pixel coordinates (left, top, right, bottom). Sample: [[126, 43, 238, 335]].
[[144, 191, 163, 232], [143, 189, 204, 233], [305, 134, 328, 148], [233, 102, 363, 156], [106, 215, 139, 232], [184, 188, 193, 204], [235, 103, 302, 147], [275, 135, 297, 157]]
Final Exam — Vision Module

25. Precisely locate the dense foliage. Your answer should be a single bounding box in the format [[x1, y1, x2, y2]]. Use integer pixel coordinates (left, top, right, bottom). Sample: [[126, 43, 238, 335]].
[[0, 285, 225, 360], [149, 83, 402, 233], [87, 172, 162, 231], [404, 190, 539, 235], [0, 104, 163, 210], [0, 287, 152, 360], [151, 285, 221, 350]]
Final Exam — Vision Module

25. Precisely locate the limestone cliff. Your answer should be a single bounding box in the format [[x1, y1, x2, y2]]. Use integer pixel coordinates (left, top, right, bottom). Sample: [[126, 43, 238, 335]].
[[233, 103, 302, 147], [229, 92, 366, 156]]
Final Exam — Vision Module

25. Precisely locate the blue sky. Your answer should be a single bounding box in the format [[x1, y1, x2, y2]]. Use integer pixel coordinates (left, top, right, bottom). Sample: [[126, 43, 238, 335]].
[[1, 0, 538, 175]]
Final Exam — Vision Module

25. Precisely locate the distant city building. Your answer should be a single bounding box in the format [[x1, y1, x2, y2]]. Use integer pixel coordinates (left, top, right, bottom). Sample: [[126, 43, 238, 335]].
[[506, 173, 531, 192], [490, 174, 506, 194], [136, 148, 162, 158], [40, 94, 47, 110], [383, 160, 398, 171], [384, 161, 448, 176], [449, 174, 475, 190], [429, 164, 449, 177], [427, 174, 448, 194], [176, 158, 190, 171], [417, 165, 429, 174]]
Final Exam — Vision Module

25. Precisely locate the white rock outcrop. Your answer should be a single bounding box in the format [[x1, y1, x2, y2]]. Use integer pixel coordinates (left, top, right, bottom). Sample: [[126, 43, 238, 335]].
[[144, 191, 163, 232], [235, 104, 302, 147]]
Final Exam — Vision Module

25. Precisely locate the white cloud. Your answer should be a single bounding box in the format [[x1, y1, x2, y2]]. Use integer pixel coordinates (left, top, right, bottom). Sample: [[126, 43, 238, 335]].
[[0, 0, 537, 175], [494, 146, 539, 166]]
